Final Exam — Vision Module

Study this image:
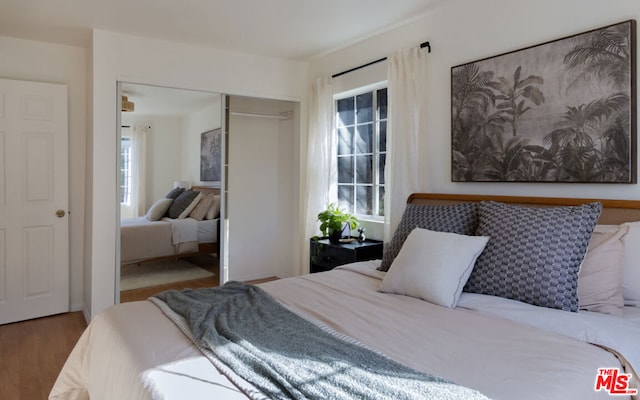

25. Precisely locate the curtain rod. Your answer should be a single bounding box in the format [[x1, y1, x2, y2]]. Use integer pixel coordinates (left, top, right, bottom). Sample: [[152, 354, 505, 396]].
[[229, 111, 291, 120], [331, 41, 431, 79], [121, 125, 151, 128]]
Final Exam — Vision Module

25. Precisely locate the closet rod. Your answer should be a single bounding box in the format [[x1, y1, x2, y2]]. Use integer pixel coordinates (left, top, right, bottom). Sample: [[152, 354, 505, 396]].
[[229, 111, 290, 120], [331, 41, 431, 79]]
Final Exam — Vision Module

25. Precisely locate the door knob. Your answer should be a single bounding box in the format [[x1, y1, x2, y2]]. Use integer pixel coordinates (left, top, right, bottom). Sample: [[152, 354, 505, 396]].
[[56, 209, 66, 218]]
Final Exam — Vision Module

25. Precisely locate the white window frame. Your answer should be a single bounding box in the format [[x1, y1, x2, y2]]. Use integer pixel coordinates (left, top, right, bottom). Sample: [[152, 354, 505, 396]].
[[120, 136, 132, 205], [334, 82, 387, 221]]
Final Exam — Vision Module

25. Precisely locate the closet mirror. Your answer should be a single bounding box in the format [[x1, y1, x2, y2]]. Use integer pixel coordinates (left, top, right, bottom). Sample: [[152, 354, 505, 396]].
[[117, 82, 224, 302], [115, 83, 301, 304]]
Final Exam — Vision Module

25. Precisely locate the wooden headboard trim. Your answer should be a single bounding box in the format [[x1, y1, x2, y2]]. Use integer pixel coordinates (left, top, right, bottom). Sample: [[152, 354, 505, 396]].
[[407, 193, 640, 209], [192, 185, 221, 195], [407, 193, 640, 225]]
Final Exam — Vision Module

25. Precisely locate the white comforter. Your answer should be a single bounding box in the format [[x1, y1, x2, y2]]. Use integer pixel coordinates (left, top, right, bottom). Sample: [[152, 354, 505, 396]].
[[120, 217, 218, 264], [50, 261, 639, 400]]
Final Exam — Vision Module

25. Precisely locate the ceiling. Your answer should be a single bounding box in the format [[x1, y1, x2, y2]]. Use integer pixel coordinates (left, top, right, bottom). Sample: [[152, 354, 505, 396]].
[[120, 83, 221, 116], [0, 0, 440, 60]]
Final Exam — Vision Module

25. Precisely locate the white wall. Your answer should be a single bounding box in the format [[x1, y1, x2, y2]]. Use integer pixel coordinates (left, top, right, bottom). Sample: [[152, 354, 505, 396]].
[[89, 30, 307, 319], [227, 96, 299, 280], [0, 36, 87, 312], [309, 0, 640, 207]]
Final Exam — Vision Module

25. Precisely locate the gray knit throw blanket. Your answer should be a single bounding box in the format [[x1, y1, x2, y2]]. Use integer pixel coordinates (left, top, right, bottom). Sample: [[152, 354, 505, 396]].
[[152, 281, 490, 400]]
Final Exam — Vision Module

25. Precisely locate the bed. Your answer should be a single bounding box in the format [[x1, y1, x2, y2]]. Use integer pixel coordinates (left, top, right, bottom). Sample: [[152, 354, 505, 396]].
[[120, 185, 221, 265], [51, 193, 640, 400]]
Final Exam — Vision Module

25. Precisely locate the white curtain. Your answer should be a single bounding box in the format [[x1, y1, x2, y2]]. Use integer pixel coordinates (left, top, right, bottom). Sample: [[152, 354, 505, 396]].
[[301, 77, 335, 269], [303, 77, 336, 237], [121, 125, 148, 218], [384, 46, 430, 242]]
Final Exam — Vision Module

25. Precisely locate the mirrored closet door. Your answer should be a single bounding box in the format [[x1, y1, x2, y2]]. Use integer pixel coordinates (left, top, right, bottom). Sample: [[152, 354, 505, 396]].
[[116, 82, 225, 302]]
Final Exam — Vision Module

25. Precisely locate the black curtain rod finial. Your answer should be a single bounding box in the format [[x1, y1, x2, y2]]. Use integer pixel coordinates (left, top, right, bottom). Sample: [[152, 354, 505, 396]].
[[420, 41, 431, 53]]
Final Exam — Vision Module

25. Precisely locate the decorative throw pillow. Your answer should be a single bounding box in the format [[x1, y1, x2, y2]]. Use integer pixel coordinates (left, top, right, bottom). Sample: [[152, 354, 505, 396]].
[[165, 187, 185, 199], [578, 225, 626, 316], [464, 201, 602, 312], [167, 190, 200, 219], [206, 195, 222, 220], [145, 198, 173, 221], [178, 192, 203, 219], [189, 193, 214, 221], [379, 228, 489, 308], [378, 203, 479, 272]]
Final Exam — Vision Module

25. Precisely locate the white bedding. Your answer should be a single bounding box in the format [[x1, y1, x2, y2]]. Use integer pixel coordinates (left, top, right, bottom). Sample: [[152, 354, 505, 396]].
[[624, 306, 640, 324], [120, 217, 218, 264], [456, 292, 640, 377], [163, 217, 218, 245], [50, 261, 638, 400]]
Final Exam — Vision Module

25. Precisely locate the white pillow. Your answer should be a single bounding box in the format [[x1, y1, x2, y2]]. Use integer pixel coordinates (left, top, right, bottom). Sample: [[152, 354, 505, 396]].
[[578, 225, 626, 315], [620, 221, 640, 307], [178, 192, 203, 219], [206, 195, 221, 220], [189, 193, 214, 221], [379, 228, 489, 308], [145, 198, 173, 221]]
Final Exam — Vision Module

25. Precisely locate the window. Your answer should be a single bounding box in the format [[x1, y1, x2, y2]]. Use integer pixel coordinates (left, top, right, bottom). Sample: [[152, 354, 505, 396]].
[[120, 137, 131, 204], [336, 87, 387, 218]]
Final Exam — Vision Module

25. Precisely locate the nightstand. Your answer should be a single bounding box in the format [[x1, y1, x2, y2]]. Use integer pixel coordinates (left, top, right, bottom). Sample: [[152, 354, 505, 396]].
[[310, 238, 383, 273]]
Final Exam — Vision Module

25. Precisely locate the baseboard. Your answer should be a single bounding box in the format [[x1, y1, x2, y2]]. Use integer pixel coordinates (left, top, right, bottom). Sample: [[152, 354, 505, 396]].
[[81, 306, 91, 324]]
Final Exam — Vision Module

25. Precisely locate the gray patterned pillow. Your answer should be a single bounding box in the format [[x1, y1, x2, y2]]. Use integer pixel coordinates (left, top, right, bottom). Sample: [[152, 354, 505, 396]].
[[165, 187, 185, 199], [378, 203, 479, 272], [463, 201, 602, 312], [167, 190, 200, 219]]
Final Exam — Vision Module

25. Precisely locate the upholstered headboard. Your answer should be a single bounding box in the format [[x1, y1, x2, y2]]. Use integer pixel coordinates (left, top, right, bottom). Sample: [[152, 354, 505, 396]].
[[407, 193, 640, 225]]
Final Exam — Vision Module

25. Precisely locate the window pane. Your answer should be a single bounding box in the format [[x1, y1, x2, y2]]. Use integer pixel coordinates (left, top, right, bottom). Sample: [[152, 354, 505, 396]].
[[378, 153, 386, 185], [334, 87, 386, 218], [338, 185, 354, 214], [338, 156, 354, 184], [378, 121, 387, 152], [377, 88, 387, 119], [356, 185, 372, 215], [356, 92, 373, 123], [337, 97, 355, 126], [121, 138, 131, 204], [355, 155, 372, 184], [356, 123, 373, 154], [338, 125, 354, 155]]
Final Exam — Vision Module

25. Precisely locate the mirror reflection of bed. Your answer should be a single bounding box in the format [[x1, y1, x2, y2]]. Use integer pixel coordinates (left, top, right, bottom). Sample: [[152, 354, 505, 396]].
[[119, 184, 222, 302], [118, 83, 223, 301]]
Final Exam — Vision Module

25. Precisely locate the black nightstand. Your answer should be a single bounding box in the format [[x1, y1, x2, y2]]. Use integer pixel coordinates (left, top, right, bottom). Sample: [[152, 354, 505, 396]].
[[310, 238, 383, 273]]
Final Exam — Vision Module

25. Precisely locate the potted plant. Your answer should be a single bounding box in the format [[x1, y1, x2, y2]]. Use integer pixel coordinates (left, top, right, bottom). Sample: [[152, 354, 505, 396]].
[[316, 203, 359, 243]]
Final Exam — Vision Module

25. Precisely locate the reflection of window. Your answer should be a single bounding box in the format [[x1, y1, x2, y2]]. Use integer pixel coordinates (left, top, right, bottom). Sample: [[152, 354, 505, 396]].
[[336, 87, 387, 218], [120, 137, 131, 204]]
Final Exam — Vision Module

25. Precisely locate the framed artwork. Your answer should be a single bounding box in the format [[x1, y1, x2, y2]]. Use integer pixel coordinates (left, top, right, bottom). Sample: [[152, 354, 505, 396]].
[[451, 20, 636, 183], [200, 128, 222, 182]]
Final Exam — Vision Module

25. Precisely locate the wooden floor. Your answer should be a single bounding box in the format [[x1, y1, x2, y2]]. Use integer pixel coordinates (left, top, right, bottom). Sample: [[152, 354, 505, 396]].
[[0, 311, 86, 400], [0, 254, 278, 399]]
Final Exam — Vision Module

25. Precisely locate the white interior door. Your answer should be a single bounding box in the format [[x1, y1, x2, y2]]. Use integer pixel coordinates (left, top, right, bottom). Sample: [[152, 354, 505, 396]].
[[0, 78, 69, 325]]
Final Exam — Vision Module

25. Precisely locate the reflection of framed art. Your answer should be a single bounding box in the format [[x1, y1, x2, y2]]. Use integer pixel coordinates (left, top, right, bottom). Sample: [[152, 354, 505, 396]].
[[200, 128, 221, 182], [451, 20, 636, 183]]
